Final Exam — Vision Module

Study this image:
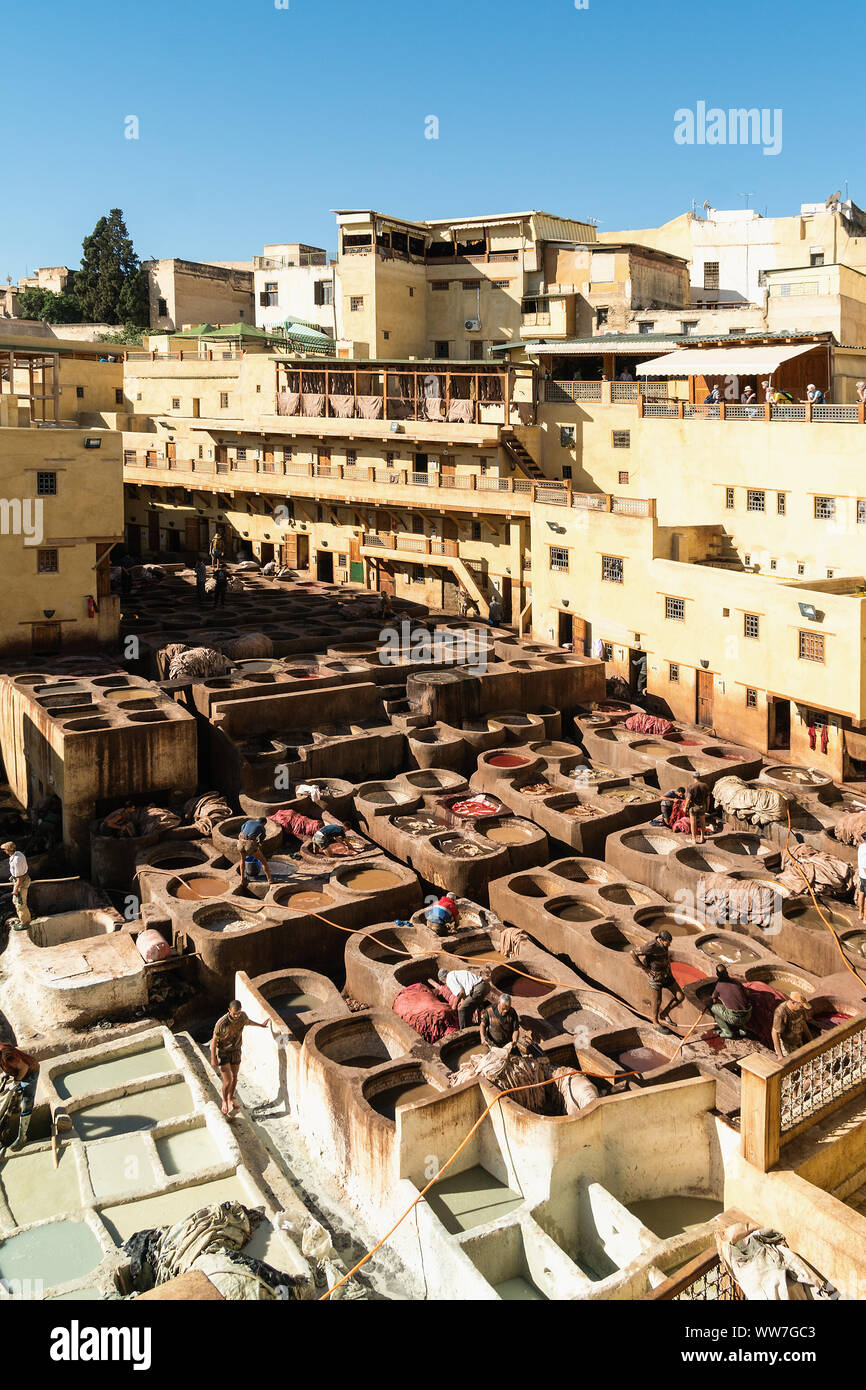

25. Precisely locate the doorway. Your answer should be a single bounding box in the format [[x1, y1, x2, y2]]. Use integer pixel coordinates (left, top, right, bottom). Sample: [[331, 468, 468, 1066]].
[[557, 610, 572, 645], [769, 698, 791, 750], [316, 550, 334, 582], [696, 669, 715, 727], [378, 560, 396, 596], [147, 511, 160, 553], [32, 622, 62, 656]]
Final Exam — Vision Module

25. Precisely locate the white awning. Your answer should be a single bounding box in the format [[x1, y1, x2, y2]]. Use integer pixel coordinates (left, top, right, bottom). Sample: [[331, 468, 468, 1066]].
[[636, 343, 818, 376]]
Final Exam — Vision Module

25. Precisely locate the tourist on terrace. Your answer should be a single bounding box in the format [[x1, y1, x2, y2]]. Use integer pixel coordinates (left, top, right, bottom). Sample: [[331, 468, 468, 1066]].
[[710, 965, 752, 1040], [0, 1041, 39, 1153], [632, 930, 685, 1028], [857, 381, 866, 404], [618, 368, 634, 381], [771, 992, 814, 1058], [857, 833, 866, 922], [805, 383, 826, 405], [2, 842, 30, 927], [740, 384, 757, 405], [435, 966, 488, 1029], [237, 818, 273, 888], [480, 992, 520, 1048], [210, 1000, 269, 1115]]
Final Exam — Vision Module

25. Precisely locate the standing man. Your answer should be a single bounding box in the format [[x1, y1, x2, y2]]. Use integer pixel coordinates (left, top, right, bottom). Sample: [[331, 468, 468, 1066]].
[[3, 843, 30, 928], [195, 555, 207, 606], [434, 966, 488, 1029], [0, 1041, 39, 1153], [771, 992, 813, 1058], [212, 565, 228, 608], [857, 833, 866, 922], [487, 595, 504, 627], [209, 530, 225, 566], [237, 818, 273, 888], [632, 929, 685, 1028], [209, 1001, 269, 1115], [480, 992, 520, 1049]]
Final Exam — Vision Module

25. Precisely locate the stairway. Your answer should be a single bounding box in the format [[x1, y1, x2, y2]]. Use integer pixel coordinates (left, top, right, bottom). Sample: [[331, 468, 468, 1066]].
[[501, 429, 544, 480]]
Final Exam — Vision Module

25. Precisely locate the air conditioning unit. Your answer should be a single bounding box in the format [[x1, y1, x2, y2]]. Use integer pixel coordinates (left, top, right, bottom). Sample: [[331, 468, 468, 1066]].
[[464, 318, 481, 331]]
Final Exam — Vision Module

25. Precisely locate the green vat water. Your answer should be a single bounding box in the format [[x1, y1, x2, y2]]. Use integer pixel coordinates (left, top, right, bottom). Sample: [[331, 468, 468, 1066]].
[[494, 1275, 547, 1301], [87, 1134, 155, 1200], [56, 1045, 176, 1100], [156, 1126, 222, 1177], [0, 1220, 104, 1287], [425, 1166, 523, 1234], [73, 1082, 194, 1141], [100, 1175, 248, 1245], [50, 1287, 104, 1300], [627, 1195, 724, 1239], [1, 1146, 83, 1227]]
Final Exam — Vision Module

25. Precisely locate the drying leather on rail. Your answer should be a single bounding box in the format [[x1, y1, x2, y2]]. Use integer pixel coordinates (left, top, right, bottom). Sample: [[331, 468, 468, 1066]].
[[713, 776, 789, 827], [778, 843, 854, 898]]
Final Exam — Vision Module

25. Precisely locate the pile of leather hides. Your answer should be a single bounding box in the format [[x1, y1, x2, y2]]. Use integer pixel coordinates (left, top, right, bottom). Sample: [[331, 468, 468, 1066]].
[[714, 776, 789, 826], [184, 793, 233, 834], [778, 843, 854, 898], [271, 808, 322, 839], [552, 1068, 599, 1114], [392, 982, 456, 1042], [833, 810, 866, 846], [448, 1042, 556, 1113], [167, 646, 233, 680], [700, 872, 779, 927], [100, 805, 181, 838], [220, 632, 273, 660], [624, 712, 674, 736], [716, 1224, 838, 1300]]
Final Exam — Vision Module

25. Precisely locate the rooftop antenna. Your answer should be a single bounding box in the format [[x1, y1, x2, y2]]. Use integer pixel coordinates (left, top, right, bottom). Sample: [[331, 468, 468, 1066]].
[[739, 191, 756, 209]]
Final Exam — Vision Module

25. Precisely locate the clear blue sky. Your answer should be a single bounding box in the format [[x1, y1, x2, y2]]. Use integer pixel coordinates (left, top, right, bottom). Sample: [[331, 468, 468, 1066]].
[[2, 0, 862, 281]]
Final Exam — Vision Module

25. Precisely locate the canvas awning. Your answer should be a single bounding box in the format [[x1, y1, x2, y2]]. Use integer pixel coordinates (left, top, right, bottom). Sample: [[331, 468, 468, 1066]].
[[636, 343, 818, 376]]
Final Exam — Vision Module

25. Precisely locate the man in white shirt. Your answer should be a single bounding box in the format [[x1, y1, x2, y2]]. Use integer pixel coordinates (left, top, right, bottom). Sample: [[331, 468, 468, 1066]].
[[3, 842, 30, 927], [433, 966, 488, 1029], [858, 834, 866, 921]]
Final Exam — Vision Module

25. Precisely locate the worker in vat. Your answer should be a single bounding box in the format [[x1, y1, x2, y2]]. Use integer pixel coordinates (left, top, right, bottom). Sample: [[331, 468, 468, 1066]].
[[237, 818, 274, 889], [480, 992, 520, 1049], [209, 1000, 270, 1116], [310, 821, 348, 855], [632, 929, 685, 1029], [771, 992, 814, 1058], [426, 893, 460, 935], [709, 964, 752, 1039], [434, 966, 488, 1029], [2, 842, 31, 928], [0, 1040, 39, 1153]]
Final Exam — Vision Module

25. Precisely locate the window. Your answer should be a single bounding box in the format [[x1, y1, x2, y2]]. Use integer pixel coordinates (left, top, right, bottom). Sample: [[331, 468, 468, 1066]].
[[562, 465, 572, 480], [638, 322, 655, 334], [172, 397, 181, 410], [471, 521, 481, 541], [549, 547, 569, 572], [814, 496, 836, 519], [560, 426, 575, 447], [681, 321, 698, 335], [746, 688, 758, 708], [469, 341, 484, 360], [383, 331, 391, 341], [337, 553, 347, 567], [492, 280, 509, 290], [37, 548, 58, 573], [703, 261, 720, 291], [115, 388, 124, 405], [777, 492, 786, 515], [601, 641, 613, 662], [36, 471, 57, 496], [431, 281, 450, 291], [612, 431, 630, 449], [859, 500, 866, 526], [826, 569, 834, 579], [799, 630, 825, 663], [744, 554, 751, 567], [346, 450, 357, 468], [76, 386, 84, 398], [725, 487, 735, 509], [220, 393, 229, 409], [602, 555, 624, 583], [236, 448, 247, 461], [434, 341, 450, 359], [463, 280, 481, 291], [198, 446, 204, 460], [770, 558, 777, 570], [810, 251, 825, 266], [158, 297, 168, 317], [596, 308, 609, 328], [669, 663, 679, 683], [618, 470, 629, 485], [747, 489, 765, 513], [350, 296, 364, 311], [665, 596, 686, 622], [259, 286, 278, 308], [797, 562, 805, 575], [744, 613, 760, 640], [408, 287, 414, 298]]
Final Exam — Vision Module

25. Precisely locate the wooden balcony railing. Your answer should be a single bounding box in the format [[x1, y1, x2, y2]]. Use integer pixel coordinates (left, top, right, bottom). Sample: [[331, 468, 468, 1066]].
[[647, 1248, 745, 1301]]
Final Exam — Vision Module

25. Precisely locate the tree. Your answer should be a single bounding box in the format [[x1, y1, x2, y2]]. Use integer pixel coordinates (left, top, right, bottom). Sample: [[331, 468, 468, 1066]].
[[76, 209, 150, 328], [16, 286, 83, 324]]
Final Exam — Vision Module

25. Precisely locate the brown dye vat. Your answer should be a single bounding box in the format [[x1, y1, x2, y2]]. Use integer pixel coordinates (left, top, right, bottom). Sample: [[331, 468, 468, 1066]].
[[462, 949, 506, 966], [638, 913, 701, 938], [341, 1055, 387, 1069], [488, 754, 530, 768], [393, 814, 439, 835], [519, 781, 552, 797], [502, 972, 553, 999], [434, 838, 487, 859], [785, 905, 851, 933], [175, 877, 232, 901], [551, 902, 601, 923], [283, 890, 334, 910], [269, 991, 323, 1018], [340, 867, 401, 891], [443, 1040, 482, 1070], [632, 742, 675, 757], [485, 823, 533, 844], [370, 1081, 440, 1120], [594, 786, 656, 804], [611, 1046, 669, 1074], [597, 885, 652, 907], [698, 938, 760, 965], [562, 804, 599, 820]]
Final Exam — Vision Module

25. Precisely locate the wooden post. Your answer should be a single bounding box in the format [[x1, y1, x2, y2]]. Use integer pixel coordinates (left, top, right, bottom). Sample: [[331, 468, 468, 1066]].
[[739, 1054, 782, 1172]]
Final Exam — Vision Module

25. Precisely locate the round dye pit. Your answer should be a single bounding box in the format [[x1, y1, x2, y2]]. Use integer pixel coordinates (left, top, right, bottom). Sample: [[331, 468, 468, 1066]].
[[621, 830, 679, 855], [497, 968, 554, 999], [268, 991, 324, 1019], [191, 906, 260, 933], [714, 835, 772, 858], [591, 924, 646, 953], [337, 867, 402, 892], [745, 968, 815, 998], [276, 888, 334, 910], [764, 766, 830, 787], [508, 875, 561, 898], [784, 905, 853, 933], [430, 835, 490, 859], [392, 813, 439, 835], [697, 936, 760, 965], [546, 899, 605, 924], [484, 821, 535, 845], [515, 781, 552, 797], [173, 876, 232, 901], [147, 848, 210, 871], [593, 786, 657, 804], [843, 931, 866, 959], [596, 883, 653, 907], [634, 911, 703, 938], [367, 1078, 442, 1121], [487, 753, 531, 768], [610, 1045, 669, 1074]]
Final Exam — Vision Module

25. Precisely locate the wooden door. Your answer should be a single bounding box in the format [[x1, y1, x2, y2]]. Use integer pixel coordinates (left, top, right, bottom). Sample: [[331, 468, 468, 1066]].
[[145, 449, 157, 468], [349, 537, 364, 583], [440, 454, 455, 481], [32, 622, 61, 655], [166, 442, 177, 467], [442, 517, 458, 543], [215, 446, 229, 474], [263, 449, 275, 473], [378, 561, 396, 596], [696, 670, 714, 727], [572, 615, 589, 655], [317, 450, 330, 474]]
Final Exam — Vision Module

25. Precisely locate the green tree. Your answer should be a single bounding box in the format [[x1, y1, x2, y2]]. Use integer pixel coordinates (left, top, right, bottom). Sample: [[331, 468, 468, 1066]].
[[16, 286, 82, 324], [76, 209, 149, 327]]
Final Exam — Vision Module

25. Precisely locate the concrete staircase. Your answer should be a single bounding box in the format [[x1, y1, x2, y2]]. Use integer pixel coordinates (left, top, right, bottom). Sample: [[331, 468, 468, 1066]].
[[501, 429, 544, 480]]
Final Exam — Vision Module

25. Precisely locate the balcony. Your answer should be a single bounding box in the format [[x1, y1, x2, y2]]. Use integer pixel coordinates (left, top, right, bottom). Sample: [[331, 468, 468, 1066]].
[[275, 363, 534, 430]]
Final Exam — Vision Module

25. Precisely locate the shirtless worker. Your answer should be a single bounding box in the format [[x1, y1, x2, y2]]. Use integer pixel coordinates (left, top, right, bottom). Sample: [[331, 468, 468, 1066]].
[[632, 929, 685, 1029], [209, 1001, 270, 1115]]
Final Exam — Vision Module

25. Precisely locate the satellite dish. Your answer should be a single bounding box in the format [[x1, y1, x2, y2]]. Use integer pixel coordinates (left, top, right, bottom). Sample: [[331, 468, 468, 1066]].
[[703, 200, 712, 210]]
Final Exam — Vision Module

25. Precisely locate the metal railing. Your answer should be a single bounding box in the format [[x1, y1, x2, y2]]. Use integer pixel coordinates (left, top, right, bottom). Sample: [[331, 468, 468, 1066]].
[[781, 1023, 866, 1133], [649, 1249, 745, 1302]]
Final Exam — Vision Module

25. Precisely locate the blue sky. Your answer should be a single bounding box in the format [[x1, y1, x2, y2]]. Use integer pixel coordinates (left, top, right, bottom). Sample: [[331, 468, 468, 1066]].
[[2, 0, 862, 281]]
